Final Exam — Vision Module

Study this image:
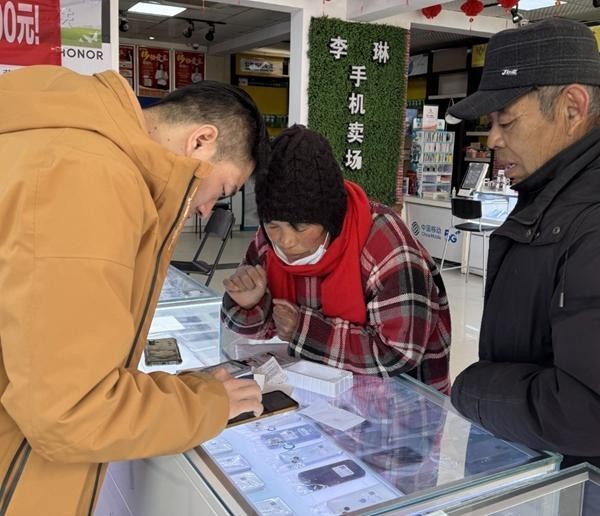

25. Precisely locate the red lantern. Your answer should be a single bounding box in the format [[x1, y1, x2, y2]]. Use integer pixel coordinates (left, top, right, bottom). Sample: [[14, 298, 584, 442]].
[[497, 0, 517, 9], [460, 0, 484, 17], [421, 4, 442, 18]]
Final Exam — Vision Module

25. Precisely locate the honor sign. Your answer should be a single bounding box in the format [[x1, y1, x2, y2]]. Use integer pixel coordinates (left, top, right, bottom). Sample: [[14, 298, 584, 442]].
[[0, 0, 113, 75]]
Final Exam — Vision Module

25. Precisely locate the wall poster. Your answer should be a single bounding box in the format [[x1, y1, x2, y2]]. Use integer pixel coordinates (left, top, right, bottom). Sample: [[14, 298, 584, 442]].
[[174, 50, 205, 89], [137, 45, 170, 97], [119, 44, 134, 89]]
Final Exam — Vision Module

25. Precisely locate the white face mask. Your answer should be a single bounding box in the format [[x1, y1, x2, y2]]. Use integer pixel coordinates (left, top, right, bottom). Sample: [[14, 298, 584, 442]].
[[273, 233, 329, 266]]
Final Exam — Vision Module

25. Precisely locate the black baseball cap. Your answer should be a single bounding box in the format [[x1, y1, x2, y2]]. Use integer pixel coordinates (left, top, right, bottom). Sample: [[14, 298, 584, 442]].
[[446, 18, 600, 123]]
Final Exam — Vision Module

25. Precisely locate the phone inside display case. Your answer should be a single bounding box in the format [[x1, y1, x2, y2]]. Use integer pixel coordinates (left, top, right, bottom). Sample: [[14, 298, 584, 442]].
[[138, 299, 223, 375], [191, 375, 559, 516], [199, 411, 400, 515]]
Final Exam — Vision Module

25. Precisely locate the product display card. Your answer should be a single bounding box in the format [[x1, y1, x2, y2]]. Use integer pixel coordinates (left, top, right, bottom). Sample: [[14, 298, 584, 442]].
[[149, 315, 185, 334], [300, 401, 365, 432], [254, 357, 288, 386]]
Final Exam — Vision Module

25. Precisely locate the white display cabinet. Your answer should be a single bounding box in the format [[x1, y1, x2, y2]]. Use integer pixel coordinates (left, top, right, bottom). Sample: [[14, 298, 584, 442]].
[[403, 190, 517, 268], [464, 191, 518, 276], [411, 130, 455, 200]]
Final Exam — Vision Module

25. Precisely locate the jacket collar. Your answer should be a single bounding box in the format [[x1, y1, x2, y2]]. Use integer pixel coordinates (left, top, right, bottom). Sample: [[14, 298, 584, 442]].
[[94, 71, 213, 204], [507, 126, 600, 228]]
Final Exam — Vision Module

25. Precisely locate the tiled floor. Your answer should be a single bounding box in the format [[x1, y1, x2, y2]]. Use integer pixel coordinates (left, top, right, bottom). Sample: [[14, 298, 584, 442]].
[[172, 229, 483, 383]]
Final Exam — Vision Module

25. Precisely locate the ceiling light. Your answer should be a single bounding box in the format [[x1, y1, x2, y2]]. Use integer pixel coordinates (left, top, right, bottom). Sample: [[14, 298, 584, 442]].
[[510, 6, 523, 22], [518, 0, 565, 9], [148, 36, 155, 40], [205, 23, 215, 42], [128, 2, 186, 17], [183, 20, 194, 38]]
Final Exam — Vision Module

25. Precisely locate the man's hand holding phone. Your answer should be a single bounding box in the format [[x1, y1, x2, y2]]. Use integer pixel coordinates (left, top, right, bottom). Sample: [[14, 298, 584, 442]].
[[212, 368, 263, 420]]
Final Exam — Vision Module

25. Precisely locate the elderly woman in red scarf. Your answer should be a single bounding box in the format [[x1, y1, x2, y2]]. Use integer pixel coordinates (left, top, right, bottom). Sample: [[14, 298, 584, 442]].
[[221, 125, 451, 393]]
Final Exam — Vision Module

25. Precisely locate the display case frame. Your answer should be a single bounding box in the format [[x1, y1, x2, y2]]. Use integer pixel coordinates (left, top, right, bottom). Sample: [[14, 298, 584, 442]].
[[442, 463, 600, 515]]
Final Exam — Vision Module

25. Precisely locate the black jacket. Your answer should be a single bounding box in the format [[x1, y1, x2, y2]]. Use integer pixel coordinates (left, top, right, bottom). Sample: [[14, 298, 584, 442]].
[[452, 127, 600, 468]]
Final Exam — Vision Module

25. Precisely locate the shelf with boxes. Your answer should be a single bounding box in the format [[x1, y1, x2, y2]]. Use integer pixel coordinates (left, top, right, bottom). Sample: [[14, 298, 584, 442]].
[[410, 129, 455, 200], [464, 134, 492, 162]]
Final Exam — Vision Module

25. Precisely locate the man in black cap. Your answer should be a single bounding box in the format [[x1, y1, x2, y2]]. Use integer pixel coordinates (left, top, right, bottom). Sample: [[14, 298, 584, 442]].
[[448, 18, 600, 468]]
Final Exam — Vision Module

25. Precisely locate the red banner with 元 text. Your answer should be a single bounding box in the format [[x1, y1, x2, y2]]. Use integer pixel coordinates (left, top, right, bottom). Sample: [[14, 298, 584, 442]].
[[0, 0, 61, 66]]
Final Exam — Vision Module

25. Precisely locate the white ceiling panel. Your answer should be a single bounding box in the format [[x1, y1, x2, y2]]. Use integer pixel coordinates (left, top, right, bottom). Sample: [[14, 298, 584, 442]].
[[119, 0, 600, 55]]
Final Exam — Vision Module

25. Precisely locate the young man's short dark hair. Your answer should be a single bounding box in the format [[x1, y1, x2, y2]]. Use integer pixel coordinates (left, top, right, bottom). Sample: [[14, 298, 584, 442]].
[[146, 81, 268, 176]]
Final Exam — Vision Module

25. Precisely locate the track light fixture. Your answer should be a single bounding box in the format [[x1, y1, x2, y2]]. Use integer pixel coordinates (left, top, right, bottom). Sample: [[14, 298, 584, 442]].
[[510, 6, 523, 23], [205, 22, 215, 42], [119, 11, 129, 32], [182, 20, 194, 38], [175, 17, 224, 42]]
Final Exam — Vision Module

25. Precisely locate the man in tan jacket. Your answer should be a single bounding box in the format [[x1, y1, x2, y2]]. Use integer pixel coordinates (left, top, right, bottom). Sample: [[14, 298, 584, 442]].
[[0, 66, 267, 515]]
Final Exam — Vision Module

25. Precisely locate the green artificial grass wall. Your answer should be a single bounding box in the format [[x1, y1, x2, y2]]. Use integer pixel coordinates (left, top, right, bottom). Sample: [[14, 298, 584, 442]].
[[308, 17, 408, 205]]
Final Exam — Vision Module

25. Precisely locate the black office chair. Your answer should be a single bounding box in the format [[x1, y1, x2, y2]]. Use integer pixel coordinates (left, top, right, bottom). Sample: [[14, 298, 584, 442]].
[[171, 207, 235, 287], [440, 197, 500, 294], [194, 194, 234, 237]]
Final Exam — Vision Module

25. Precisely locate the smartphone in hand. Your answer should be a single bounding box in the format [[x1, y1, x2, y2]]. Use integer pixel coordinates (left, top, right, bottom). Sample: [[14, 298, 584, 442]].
[[227, 390, 299, 427]]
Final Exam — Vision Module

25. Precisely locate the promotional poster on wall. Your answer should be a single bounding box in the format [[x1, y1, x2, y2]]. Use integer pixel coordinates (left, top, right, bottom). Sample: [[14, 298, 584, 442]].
[[138, 46, 170, 97], [119, 44, 134, 89], [174, 50, 205, 88], [0, 0, 112, 75]]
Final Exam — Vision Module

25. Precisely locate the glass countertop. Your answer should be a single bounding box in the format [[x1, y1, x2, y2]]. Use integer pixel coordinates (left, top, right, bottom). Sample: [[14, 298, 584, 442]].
[[139, 299, 222, 375], [190, 374, 560, 515], [158, 265, 222, 306]]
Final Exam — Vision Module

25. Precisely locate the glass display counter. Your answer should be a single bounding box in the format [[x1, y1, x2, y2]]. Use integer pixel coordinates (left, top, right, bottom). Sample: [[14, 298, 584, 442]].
[[180, 375, 559, 515], [440, 463, 600, 515], [474, 190, 517, 226], [102, 283, 562, 516], [103, 371, 559, 516], [158, 265, 221, 306], [402, 190, 516, 265], [138, 292, 223, 374]]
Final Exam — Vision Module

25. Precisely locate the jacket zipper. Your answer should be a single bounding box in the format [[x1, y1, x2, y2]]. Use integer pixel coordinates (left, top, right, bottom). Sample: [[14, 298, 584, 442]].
[[87, 175, 198, 516], [124, 175, 198, 367], [0, 440, 31, 516]]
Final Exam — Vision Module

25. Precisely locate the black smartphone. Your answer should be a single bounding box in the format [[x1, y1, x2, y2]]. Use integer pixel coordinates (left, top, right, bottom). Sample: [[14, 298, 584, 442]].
[[360, 446, 423, 470], [144, 337, 182, 366], [298, 459, 366, 490], [227, 390, 299, 427]]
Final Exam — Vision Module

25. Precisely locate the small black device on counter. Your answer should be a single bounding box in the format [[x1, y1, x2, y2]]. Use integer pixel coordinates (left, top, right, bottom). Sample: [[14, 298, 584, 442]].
[[298, 459, 366, 490]]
